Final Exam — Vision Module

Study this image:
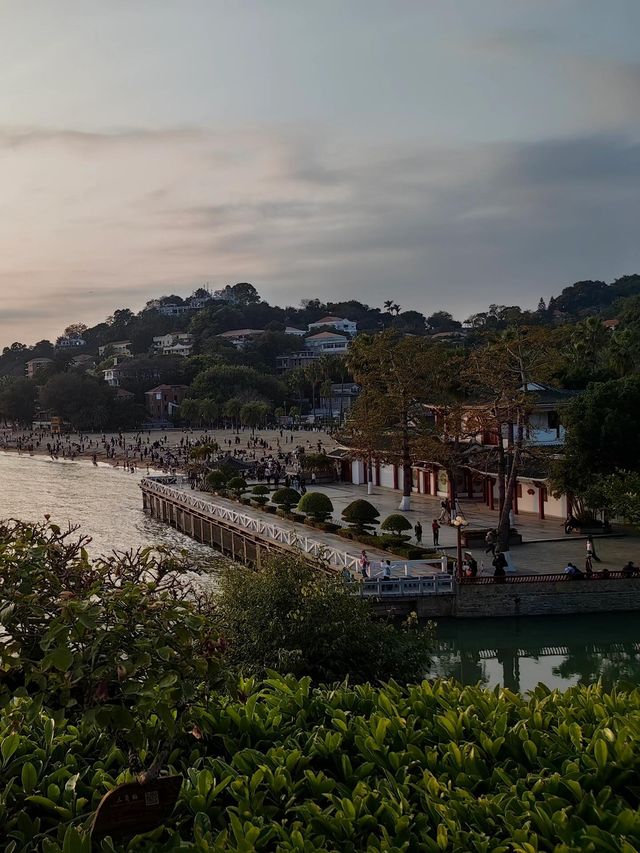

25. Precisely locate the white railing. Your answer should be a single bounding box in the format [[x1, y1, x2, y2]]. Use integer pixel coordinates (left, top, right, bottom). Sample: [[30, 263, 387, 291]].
[[141, 478, 453, 582], [141, 478, 363, 571], [360, 574, 454, 597]]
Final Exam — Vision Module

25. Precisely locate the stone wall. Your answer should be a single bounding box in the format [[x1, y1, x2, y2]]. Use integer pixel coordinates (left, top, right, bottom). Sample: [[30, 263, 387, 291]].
[[370, 578, 640, 620]]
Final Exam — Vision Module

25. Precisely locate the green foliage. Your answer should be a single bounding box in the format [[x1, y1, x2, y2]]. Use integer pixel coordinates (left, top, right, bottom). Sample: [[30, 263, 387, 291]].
[[270, 488, 301, 512], [4, 678, 640, 849], [595, 470, 640, 525], [300, 453, 335, 472], [380, 513, 412, 536], [552, 376, 640, 508], [297, 491, 334, 521], [214, 555, 430, 682], [226, 477, 247, 499], [251, 484, 270, 506], [0, 521, 223, 758], [341, 499, 380, 533], [205, 469, 227, 490]]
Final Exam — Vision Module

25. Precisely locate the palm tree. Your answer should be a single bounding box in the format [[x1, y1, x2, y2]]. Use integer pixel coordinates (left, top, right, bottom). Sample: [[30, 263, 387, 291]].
[[304, 361, 323, 415]]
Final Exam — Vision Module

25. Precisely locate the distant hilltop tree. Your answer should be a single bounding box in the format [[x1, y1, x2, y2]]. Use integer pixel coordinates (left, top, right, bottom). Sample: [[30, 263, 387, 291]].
[[224, 282, 260, 305]]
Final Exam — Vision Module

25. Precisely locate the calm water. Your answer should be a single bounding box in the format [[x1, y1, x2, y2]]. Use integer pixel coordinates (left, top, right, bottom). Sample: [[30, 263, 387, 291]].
[[0, 454, 638, 693], [0, 452, 216, 560], [432, 613, 640, 693]]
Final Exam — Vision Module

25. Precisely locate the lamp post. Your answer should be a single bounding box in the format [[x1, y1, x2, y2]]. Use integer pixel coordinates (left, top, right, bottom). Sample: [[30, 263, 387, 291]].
[[452, 514, 469, 579]]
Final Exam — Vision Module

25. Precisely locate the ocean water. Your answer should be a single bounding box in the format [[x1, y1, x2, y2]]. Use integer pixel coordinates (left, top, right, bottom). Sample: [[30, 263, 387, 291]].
[[0, 452, 213, 559]]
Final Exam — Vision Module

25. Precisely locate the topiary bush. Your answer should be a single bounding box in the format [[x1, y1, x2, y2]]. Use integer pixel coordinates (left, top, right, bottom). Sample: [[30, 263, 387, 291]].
[[271, 488, 301, 513], [380, 513, 412, 538], [298, 491, 334, 522], [205, 469, 227, 490], [251, 484, 270, 506], [226, 476, 247, 499], [341, 499, 380, 533]]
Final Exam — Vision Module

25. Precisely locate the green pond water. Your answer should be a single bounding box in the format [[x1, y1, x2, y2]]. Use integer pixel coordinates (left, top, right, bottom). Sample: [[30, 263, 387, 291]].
[[430, 612, 640, 693]]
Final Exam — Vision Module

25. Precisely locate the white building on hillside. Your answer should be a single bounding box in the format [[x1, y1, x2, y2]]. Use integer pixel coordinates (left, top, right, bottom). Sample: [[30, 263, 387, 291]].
[[304, 331, 350, 354], [98, 341, 132, 358], [307, 316, 357, 335], [152, 333, 193, 357]]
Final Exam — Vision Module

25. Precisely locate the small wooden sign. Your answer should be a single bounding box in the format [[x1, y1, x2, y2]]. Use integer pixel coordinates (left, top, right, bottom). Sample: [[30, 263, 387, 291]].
[[91, 775, 182, 839]]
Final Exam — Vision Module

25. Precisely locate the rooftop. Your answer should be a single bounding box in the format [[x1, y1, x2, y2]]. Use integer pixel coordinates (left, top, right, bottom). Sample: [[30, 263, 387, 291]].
[[305, 331, 349, 341]]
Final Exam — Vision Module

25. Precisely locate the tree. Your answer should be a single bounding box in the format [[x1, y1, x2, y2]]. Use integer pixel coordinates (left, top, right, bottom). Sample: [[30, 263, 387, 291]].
[[552, 375, 640, 514], [40, 373, 116, 431], [63, 323, 88, 339], [465, 328, 564, 551], [240, 400, 270, 433], [228, 282, 260, 305], [0, 378, 37, 426], [426, 311, 462, 333], [298, 492, 334, 522], [214, 554, 430, 682], [341, 499, 380, 533], [345, 331, 438, 510]]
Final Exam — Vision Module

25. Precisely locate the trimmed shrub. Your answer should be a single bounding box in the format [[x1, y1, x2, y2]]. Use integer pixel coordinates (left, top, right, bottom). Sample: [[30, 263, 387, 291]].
[[271, 488, 301, 512], [227, 476, 247, 499], [206, 469, 227, 490], [298, 491, 334, 522], [341, 499, 380, 533], [381, 513, 412, 537], [251, 484, 270, 506]]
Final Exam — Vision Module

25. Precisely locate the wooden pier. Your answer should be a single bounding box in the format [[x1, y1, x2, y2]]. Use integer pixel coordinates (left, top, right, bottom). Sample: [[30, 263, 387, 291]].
[[141, 477, 363, 571]]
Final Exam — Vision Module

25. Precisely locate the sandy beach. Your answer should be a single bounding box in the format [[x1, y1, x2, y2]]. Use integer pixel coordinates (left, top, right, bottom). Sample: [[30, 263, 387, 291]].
[[0, 426, 339, 473]]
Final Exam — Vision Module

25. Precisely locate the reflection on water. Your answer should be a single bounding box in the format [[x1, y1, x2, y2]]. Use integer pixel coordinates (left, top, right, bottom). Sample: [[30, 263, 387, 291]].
[[431, 613, 640, 692], [0, 453, 218, 562]]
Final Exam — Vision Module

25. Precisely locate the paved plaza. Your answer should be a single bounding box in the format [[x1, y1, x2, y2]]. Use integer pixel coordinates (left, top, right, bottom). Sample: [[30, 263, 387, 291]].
[[274, 481, 640, 576]]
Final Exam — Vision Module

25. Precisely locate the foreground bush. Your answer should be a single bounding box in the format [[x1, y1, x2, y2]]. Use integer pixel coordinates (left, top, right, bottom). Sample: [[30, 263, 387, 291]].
[[215, 555, 431, 683], [3, 678, 640, 851]]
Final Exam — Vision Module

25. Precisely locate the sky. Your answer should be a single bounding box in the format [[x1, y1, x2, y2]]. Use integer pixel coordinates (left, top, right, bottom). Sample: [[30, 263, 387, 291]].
[[2, 0, 640, 345]]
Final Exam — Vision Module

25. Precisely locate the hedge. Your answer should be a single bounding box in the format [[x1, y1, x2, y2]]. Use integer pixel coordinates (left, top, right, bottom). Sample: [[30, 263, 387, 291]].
[[3, 678, 640, 850]]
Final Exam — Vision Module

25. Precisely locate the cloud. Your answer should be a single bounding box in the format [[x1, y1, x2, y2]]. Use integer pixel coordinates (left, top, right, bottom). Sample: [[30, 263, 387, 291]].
[[0, 126, 204, 150], [1, 128, 639, 344]]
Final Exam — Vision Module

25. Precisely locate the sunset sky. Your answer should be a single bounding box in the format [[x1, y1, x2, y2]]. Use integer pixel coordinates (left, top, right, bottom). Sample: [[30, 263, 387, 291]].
[[2, 0, 640, 345]]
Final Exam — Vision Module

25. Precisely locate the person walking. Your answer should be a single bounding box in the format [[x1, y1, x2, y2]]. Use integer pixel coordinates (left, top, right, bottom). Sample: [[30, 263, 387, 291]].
[[485, 529, 497, 555], [414, 521, 423, 545], [358, 550, 370, 580], [586, 535, 601, 563], [431, 519, 440, 546]]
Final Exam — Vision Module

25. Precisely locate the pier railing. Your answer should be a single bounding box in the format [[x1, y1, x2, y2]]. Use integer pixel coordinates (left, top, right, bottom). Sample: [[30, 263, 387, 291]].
[[141, 478, 360, 571]]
